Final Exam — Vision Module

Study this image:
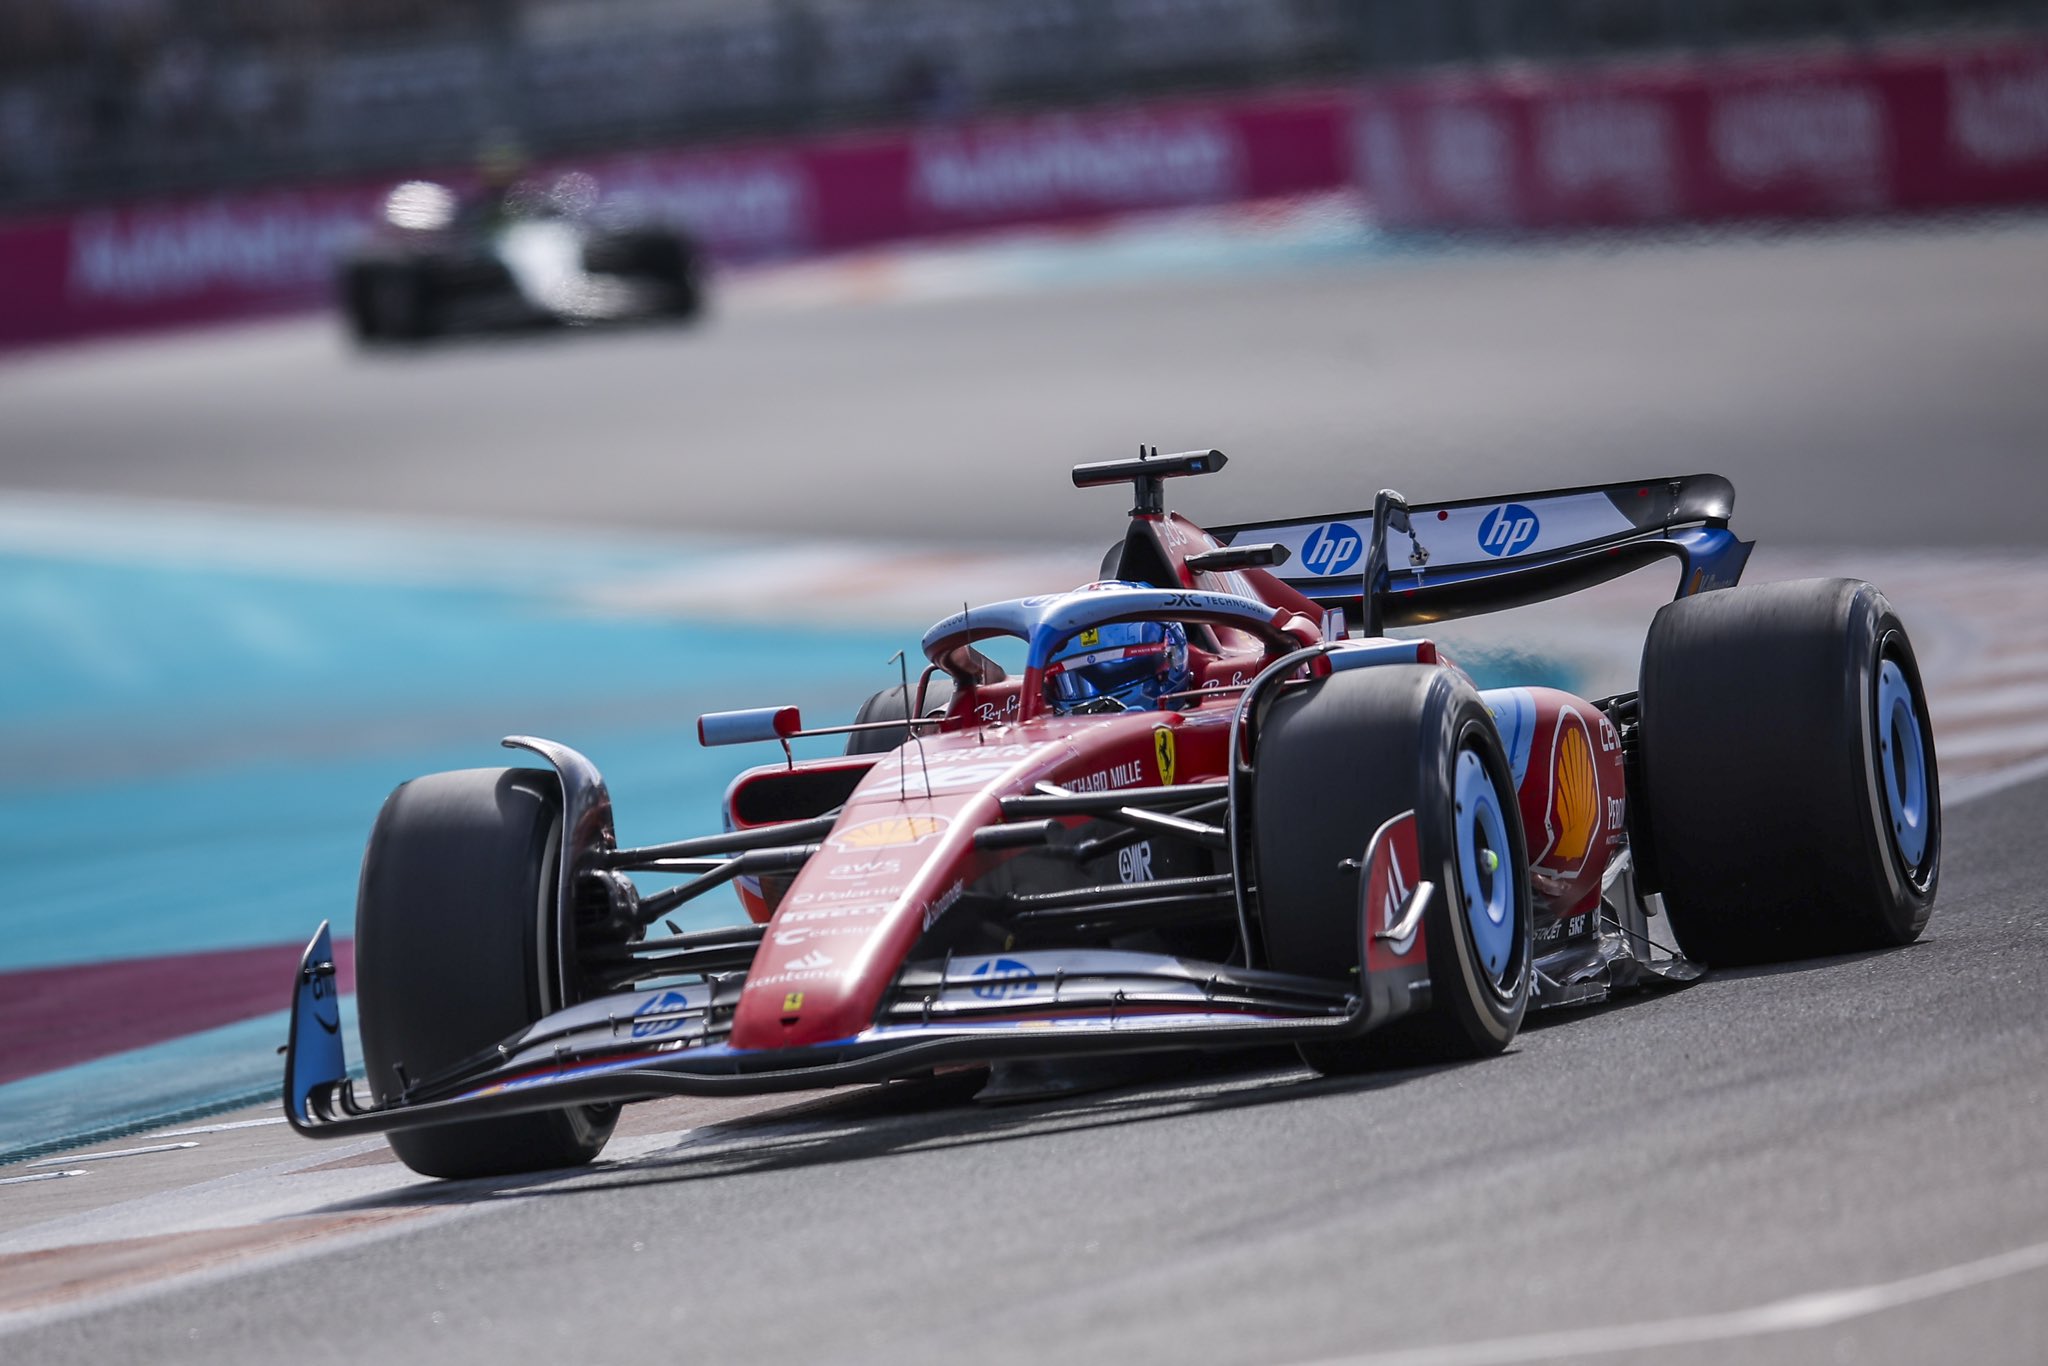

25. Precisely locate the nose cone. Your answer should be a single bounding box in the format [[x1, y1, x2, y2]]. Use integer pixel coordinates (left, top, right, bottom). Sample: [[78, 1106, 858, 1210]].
[[726, 809, 971, 1052]]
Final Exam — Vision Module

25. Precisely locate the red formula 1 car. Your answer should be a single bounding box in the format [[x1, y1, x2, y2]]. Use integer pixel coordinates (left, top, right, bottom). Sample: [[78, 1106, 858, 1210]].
[[285, 452, 1940, 1178]]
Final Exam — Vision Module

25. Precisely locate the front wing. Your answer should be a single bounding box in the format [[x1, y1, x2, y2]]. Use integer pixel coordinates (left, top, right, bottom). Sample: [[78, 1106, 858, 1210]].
[[283, 820, 1435, 1140]]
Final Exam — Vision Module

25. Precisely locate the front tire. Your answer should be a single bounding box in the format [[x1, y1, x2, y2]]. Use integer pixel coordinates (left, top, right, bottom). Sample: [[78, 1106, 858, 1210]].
[[845, 679, 953, 756], [355, 767, 616, 1178], [1636, 578, 1939, 965], [1254, 666, 1533, 1072]]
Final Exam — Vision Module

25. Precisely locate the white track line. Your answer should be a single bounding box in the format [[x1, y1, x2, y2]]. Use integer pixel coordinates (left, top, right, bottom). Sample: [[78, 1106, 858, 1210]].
[[28, 1142, 197, 1167], [1290, 1236, 2048, 1366], [154, 1117, 287, 1138]]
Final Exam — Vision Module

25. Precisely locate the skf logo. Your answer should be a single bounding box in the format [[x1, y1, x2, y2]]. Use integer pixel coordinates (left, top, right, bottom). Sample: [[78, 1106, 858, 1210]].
[[1478, 503, 1540, 557], [1547, 711, 1598, 869], [1154, 726, 1177, 786], [781, 992, 804, 1012], [1300, 522, 1363, 576], [830, 815, 949, 851]]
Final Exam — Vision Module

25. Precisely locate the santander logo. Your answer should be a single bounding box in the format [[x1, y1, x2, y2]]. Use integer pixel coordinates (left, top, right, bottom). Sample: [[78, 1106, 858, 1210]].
[[912, 112, 1242, 218]]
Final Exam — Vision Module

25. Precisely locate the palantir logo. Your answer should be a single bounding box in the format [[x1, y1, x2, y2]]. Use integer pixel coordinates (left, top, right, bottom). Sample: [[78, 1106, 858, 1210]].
[[1300, 522, 1364, 576], [1477, 504, 1541, 557]]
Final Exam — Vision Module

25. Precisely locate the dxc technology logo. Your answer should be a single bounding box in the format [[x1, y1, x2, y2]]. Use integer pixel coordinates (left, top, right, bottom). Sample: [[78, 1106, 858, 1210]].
[[1477, 504, 1541, 557], [1299, 522, 1364, 576]]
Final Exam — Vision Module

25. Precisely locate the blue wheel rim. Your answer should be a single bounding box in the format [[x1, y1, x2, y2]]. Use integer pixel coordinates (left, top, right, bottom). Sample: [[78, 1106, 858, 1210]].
[[1877, 658, 1929, 871], [1454, 747, 1516, 986]]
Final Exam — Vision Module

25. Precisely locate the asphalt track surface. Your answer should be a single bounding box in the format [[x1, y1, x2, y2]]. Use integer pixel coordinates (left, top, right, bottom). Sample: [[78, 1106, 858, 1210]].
[[4, 775, 2046, 1366], [3, 214, 2047, 548], [4, 216, 2048, 1362]]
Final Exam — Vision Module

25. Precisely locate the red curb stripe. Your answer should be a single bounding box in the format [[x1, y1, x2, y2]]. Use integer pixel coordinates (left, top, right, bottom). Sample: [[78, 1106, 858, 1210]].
[[0, 942, 355, 1086]]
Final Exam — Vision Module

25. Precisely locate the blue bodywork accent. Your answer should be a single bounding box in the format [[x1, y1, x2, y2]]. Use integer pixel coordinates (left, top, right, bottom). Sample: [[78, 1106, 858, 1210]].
[[284, 921, 346, 1127], [922, 586, 1289, 674], [1326, 640, 1432, 672], [1670, 525, 1755, 594], [1479, 687, 1537, 789], [698, 706, 796, 747]]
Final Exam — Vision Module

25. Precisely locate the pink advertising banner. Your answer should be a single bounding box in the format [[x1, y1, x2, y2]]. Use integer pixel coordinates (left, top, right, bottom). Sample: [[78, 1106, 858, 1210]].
[[4, 43, 2045, 350]]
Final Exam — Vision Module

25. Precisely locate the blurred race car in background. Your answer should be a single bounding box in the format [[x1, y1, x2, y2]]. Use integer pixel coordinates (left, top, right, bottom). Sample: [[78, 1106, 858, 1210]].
[[285, 451, 1941, 1179], [335, 170, 704, 344]]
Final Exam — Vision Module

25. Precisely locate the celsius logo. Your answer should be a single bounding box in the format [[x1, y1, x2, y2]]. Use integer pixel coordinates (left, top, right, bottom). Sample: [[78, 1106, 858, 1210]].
[[1300, 522, 1363, 576], [1478, 504, 1540, 557]]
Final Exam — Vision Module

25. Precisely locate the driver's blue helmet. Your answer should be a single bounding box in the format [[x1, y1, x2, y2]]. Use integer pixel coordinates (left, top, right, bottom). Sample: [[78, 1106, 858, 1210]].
[[1045, 590, 1192, 713]]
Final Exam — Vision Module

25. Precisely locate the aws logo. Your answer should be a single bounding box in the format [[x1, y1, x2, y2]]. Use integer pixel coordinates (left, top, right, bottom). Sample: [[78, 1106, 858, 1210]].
[[1477, 504, 1541, 557], [1299, 522, 1363, 576]]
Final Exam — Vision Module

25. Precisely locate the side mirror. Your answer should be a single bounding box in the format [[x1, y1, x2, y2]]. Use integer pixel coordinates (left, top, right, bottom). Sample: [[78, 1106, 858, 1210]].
[[697, 706, 801, 747]]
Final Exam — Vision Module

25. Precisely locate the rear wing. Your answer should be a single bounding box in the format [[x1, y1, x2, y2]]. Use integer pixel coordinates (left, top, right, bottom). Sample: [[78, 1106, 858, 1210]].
[[1210, 474, 1752, 630]]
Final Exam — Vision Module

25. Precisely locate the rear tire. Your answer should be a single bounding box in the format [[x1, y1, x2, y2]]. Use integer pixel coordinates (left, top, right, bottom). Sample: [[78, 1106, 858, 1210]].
[[1254, 666, 1533, 1072], [1636, 578, 1939, 965], [355, 767, 616, 1178]]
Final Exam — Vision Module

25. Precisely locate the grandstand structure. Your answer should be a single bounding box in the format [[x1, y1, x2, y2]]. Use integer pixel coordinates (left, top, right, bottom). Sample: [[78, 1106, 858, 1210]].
[[2, 0, 2042, 208]]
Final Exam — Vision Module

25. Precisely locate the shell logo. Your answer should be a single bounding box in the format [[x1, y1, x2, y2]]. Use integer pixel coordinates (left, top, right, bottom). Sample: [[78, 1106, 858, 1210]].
[[1548, 711, 1598, 869], [829, 814, 950, 851]]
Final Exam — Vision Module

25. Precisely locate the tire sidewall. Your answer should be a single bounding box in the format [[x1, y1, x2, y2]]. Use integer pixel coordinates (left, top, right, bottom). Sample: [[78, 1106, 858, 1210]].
[[355, 767, 614, 1176]]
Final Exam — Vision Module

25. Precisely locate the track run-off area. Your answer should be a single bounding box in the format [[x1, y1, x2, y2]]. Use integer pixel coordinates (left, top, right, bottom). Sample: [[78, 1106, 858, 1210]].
[[2, 206, 2047, 1362]]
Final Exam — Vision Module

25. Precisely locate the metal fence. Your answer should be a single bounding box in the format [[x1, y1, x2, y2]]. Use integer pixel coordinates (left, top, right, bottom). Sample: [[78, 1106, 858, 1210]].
[[3, 0, 2043, 209]]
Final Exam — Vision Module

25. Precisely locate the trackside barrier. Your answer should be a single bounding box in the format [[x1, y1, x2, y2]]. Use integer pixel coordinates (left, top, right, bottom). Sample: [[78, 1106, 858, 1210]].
[[2, 41, 2044, 350], [1352, 40, 2048, 230]]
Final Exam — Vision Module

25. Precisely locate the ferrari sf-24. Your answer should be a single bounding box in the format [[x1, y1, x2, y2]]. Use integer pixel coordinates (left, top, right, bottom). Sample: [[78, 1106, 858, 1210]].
[[285, 451, 1939, 1178]]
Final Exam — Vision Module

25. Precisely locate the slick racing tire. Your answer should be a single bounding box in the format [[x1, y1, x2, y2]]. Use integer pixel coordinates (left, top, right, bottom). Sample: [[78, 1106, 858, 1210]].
[[1636, 578, 1939, 965], [845, 679, 953, 756], [345, 262, 439, 343], [355, 768, 616, 1178], [1254, 665, 1533, 1072]]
